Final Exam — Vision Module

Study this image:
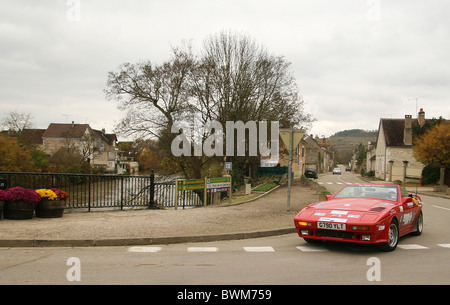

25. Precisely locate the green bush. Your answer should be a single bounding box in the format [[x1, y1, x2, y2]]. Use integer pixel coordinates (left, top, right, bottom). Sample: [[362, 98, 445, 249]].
[[421, 164, 440, 185]]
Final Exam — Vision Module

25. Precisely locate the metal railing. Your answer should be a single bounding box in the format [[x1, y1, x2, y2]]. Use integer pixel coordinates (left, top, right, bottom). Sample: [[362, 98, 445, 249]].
[[0, 171, 204, 211]]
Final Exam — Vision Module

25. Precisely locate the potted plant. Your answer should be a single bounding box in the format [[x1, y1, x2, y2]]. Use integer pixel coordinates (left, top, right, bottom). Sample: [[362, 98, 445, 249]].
[[3, 187, 41, 220], [0, 189, 8, 220], [35, 188, 69, 218]]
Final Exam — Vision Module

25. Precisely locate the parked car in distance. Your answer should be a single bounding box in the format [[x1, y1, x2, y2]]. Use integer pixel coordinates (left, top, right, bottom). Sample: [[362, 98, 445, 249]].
[[346, 166, 351, 172], [333, 168, 341, 175], [304, 168, 318, 179]]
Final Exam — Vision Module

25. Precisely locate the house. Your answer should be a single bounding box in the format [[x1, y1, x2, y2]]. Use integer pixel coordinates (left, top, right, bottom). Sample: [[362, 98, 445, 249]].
[[373, 109, 426, 182], [303, 135, 334, 174], [37, 122, 119, 172], [18, 129, 46, 149], [277, 139, 307, 178]]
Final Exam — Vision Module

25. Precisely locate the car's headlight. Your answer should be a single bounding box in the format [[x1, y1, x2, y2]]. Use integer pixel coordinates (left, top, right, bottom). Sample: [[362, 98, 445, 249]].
[[352, 225, 369, 231]]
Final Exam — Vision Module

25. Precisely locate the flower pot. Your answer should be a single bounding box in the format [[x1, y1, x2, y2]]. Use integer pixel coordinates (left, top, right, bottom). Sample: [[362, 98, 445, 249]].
[[0, 201, 4, 220], [35, 199, 66, 218], [3, 200, 34, 220]]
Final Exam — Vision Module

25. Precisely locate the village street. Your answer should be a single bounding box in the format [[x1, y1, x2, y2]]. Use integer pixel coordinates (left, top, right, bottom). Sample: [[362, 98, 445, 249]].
[[0, 171, 449, 286]]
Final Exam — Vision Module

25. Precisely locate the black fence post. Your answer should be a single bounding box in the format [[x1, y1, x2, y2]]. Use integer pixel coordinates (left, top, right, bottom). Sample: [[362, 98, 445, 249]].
[[149, 169, 155, 209]]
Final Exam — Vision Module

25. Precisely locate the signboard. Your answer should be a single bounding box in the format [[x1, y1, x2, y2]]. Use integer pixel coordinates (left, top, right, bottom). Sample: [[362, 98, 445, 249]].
[[224, 162, 232, 171], [177, 179, 205, 191], [206, 177, 231, 193], [279, 128, 305, 149]]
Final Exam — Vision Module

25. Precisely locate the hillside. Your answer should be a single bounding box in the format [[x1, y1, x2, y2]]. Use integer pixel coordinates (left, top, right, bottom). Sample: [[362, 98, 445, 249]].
[[328, 129, 377, 164]]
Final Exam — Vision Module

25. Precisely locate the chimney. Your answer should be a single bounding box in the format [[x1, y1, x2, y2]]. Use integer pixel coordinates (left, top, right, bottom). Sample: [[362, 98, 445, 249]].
[[404, 115, 412, 145], [418, 108, 425, 127], [71, 121, 74, 128], [102, 128, 106, 135]]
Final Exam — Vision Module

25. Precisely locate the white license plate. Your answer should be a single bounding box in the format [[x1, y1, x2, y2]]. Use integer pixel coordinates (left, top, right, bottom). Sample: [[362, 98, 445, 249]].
[[317, 222, 346, 230]]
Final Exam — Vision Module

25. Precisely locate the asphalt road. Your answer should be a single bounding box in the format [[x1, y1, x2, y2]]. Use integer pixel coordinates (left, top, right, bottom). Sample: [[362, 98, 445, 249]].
[[0, 171, 449, 285]]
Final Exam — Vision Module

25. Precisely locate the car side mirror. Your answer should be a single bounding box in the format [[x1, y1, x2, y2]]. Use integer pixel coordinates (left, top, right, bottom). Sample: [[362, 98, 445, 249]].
[[326, 195, 332, 201], [402, 197, 413, 205]]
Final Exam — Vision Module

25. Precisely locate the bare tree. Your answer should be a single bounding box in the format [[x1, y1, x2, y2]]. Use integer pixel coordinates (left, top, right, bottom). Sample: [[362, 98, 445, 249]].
[[105, 31, 315, 181], [105, 46, 194, 140], [192, 31, 313, 128], [1, 111, 34, 137]]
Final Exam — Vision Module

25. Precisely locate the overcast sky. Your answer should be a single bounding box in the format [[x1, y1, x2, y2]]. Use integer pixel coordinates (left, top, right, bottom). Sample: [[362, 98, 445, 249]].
[[1, 0, 449, 140]]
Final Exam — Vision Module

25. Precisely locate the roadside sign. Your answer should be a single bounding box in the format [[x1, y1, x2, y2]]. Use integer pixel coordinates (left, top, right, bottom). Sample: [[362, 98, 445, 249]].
[[224, 162, 232, 171], [279, 128, 305, 149], [177, 179, 205, 191], [207, 177, 231, 193]]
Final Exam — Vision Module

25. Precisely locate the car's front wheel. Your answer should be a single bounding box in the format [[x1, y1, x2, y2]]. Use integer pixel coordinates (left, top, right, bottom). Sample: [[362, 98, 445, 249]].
[[377, 219, 399, 252], [411, 211, 423, 236]]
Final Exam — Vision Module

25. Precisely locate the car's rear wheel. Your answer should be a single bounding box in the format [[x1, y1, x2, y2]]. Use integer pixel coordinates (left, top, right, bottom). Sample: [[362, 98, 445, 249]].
[[411, 211, 423, 236], [377, 219, 399, 252]]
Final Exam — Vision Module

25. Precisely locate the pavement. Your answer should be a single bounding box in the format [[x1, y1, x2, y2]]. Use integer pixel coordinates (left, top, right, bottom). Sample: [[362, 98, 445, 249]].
[[0, 180, 318, 247]]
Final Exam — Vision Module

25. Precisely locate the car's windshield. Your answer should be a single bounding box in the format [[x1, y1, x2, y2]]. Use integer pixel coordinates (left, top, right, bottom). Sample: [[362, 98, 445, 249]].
[[333, 185, 398, 201]]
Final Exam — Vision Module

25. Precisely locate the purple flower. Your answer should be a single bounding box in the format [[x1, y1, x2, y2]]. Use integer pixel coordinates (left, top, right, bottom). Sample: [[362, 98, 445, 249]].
[[5, 187, 41, 205], [0, 190, 8, 201]]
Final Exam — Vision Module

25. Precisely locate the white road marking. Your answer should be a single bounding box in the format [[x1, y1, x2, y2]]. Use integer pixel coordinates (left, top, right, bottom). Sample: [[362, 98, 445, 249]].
[[438, 244, 450, 248], [296, 245, 327, 252], [128, 246, 162, 253], [127, 243, 450, 253], [432, 205, 450, 211], [243, 247, 275, 253], [187, 247, 219, 252], [398, 244, 429, 250]]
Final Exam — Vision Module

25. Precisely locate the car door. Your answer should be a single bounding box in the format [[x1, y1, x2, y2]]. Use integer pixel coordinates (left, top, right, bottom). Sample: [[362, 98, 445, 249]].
[[398, 186, 420, 235]]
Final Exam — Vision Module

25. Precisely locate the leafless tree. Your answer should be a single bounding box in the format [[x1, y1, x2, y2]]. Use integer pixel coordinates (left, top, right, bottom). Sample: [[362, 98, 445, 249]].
[[1, 111, 34, 137], [105, 31, 315, 181], [105, 46, 194, 140]]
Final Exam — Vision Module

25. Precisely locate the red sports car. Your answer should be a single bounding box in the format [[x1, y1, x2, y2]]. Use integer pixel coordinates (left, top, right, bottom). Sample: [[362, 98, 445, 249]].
[[294, 184, 423, 251]]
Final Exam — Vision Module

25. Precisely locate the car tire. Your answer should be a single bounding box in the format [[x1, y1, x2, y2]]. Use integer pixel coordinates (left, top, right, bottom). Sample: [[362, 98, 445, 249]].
[[377, 219, 399, 252], [411, 211, 423, 236]]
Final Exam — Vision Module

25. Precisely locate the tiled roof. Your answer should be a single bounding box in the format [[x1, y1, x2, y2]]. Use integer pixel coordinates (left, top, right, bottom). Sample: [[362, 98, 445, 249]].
[[380, 118, 418, 147], [42, 123, 90, 139], [19, 129, 46, 145]]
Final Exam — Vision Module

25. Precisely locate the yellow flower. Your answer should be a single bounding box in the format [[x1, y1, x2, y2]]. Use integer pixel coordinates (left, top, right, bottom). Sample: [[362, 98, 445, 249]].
[[35, 189, 58, 200]]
